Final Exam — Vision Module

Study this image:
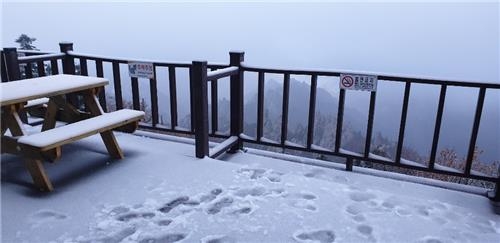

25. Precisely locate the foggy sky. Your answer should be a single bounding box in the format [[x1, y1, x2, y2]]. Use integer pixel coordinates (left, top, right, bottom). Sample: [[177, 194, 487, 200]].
[[2, 1, 499, 83], [1, 1, 499, 162]]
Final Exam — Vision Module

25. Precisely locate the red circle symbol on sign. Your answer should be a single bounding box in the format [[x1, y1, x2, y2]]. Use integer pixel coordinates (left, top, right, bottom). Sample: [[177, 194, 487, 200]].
[[342, 76, 354, 88]]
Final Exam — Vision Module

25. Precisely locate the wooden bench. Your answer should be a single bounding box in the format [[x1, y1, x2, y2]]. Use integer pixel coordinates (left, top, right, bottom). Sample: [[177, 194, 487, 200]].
[[15, 109, 144, 191]]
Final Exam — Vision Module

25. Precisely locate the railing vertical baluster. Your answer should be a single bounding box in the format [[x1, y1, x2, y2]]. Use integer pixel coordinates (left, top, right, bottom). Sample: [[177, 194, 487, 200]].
[[0, 50, 6, 82], [335, 89, 346, 153], [210, 69, 218, 135], [95, 59, 107, 112], [229, 51, 245, 152], [465, 87, 486, 176], [364, 91, 377, 157], [281, 73, 290, 146], [491, 179, 500, 201], [306, 75, 318, 149], [168, 66, 178, 129], [50, 59, 59, 75], [60, 42, 78, 106], [395, 82, 411, 164], [79, 58, 88, 76], [150, 67, 159, 126], [3, 48, 21, 81], [429, 85, 447, 169], [131, 77, 140, 111], [112, 62, 123, 110], [189, 67, 196, 132], [25, 62, 33, 79], [191, 61, 209, 158], [36, 61, 45, 77], [256, 72, 265, 142]]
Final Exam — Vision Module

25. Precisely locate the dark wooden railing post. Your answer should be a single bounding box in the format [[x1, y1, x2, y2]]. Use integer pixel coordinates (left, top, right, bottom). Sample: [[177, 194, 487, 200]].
[[1, 50, 9, 82], [491, 174, 500, 202], [228, 51, 244, 153], [59, 42, 79, 106], [3, 48, 21, 82], [3, 48, 27, 122], [191, 61, 209, 158]]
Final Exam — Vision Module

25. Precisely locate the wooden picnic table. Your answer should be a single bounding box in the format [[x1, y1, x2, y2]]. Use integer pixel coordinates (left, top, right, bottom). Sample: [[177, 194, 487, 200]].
[[1, 74, 144, 191]]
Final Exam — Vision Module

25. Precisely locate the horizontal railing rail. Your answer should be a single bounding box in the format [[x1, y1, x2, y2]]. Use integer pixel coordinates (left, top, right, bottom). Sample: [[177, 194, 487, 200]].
[[17, 53, 66, 63], [3, 42, 499, 201]]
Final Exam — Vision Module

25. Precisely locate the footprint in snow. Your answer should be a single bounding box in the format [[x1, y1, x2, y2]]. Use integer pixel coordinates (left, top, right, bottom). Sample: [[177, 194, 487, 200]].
[[349, 191, 376, 202], [116, 212, 155, 222], [286, 192, 318, 212], [285, 192, 317, 200], [293, 229, 336, 243], [201, 235, 237, 243], [345, 203, 367, 216], [157, 219, 173, 226], [231, 206, 253, 215], [31, 210, 67, 222], [233, 186, 267, 198], [94, 226, 137, 243], [138, 233, 188, 243], [200, 188, 223, 203], [207, 197, 234, 215], [237, 168, 282, 182], [109, 206, 130, 216], [417, 236, 444, 243], [158, 196, 199, 213], [357, 224, 374, 237]]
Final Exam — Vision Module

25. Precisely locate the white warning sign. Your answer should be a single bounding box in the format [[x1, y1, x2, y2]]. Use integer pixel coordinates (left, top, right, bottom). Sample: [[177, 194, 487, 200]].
[[128, 62, 154, 79], [340, 73, 378, 91]]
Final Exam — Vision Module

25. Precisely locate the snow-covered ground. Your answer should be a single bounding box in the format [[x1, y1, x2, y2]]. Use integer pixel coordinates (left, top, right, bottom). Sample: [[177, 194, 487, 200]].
[[1, 130, 499, 243]]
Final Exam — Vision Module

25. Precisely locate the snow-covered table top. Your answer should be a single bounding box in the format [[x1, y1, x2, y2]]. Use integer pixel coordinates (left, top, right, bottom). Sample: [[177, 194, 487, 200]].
[[0, 74, 108, 106]]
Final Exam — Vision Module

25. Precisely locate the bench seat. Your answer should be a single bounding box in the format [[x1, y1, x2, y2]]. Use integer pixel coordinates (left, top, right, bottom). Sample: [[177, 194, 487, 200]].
[[18, 109, 144, 151]]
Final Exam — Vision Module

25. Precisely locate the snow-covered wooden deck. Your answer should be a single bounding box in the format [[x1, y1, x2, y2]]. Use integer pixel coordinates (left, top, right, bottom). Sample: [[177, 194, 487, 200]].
[[1, 129, 499, 242]]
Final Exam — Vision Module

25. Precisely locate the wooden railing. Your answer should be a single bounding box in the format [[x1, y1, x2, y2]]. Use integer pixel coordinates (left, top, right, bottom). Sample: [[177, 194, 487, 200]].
[[2, 42, 499, 201]]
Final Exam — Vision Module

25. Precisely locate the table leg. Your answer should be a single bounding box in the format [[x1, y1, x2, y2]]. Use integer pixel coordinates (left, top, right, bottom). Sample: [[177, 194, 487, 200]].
[[83, 90, 124, 159], [41, 98, 59, 131], [25, 158, 53, 191], [2, 105, 54, 191]]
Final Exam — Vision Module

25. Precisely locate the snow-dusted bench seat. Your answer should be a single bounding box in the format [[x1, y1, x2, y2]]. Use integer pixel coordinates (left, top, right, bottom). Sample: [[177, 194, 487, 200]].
[[16, 109, 144, 191], [18, 109, 144, 154]]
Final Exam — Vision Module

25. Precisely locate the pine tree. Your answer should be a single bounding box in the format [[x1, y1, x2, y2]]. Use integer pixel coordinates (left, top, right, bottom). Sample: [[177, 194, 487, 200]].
[[15, 34, 38, 50]]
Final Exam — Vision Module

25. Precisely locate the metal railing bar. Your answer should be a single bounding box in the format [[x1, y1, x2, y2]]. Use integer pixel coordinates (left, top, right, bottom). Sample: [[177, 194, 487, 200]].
[[210, 68, 219, 135], [306, 74, 318, 149], [17, 53, 65, 63], [395, 82, 411, 164], [95, 59, 107, 112], [429, 85, 447, 169], [280, 73, 290, 146], [112, 61, 123, 110], [465, 87, 487, 176], [168, 66, 178, 129], [257, 72, 265, 142], [335, 89, 346, 152], [206, 66, 238, 81], [364, 91, 377, 157]]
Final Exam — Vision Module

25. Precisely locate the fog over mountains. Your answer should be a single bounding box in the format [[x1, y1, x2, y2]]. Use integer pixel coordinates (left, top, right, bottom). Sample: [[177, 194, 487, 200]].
[[134, 75, 498, 165]]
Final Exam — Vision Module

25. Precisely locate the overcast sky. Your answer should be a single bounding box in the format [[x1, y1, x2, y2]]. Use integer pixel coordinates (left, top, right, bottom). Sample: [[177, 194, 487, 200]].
[[2, 1, 499, 83]]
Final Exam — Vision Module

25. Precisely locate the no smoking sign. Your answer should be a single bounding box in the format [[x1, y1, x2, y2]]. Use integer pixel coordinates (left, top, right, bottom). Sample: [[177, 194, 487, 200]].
[[340, 73, 378, 91]]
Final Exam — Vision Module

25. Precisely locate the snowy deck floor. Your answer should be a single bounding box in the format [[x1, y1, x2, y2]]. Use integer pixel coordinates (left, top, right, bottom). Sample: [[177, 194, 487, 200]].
[[1, 131, 499, 243]]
